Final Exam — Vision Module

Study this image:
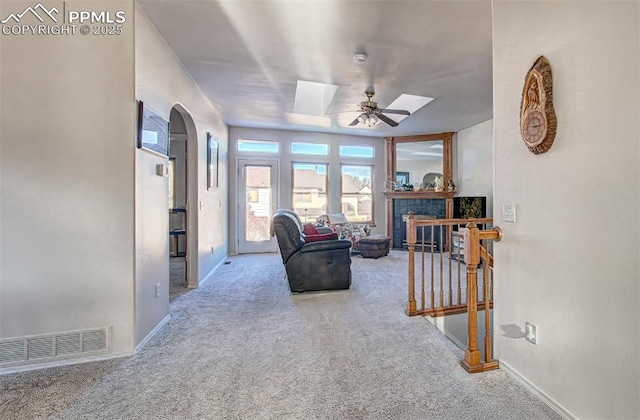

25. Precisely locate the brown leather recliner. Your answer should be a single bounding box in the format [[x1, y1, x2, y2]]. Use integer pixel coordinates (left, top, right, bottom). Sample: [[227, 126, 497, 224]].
[[271, 210, 352, 293]]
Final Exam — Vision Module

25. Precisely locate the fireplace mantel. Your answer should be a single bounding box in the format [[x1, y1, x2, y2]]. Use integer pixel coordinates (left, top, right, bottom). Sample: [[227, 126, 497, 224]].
[[384, 191, 455, 199]]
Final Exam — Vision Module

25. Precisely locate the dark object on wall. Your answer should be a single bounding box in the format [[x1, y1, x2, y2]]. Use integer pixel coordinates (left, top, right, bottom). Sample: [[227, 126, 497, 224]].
[[453, 196, 487, 228], [272, 210, 352, 293], [137, 101, 169, 156]]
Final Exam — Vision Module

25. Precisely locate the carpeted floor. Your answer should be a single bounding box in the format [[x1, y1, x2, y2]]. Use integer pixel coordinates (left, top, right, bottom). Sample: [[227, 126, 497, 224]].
[[0, 251, 561, 419]]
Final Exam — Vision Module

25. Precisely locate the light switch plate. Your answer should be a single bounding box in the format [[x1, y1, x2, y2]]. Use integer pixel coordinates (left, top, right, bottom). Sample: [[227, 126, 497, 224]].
[[503, 203, 516, 223], [156, 164, 168, 177], [525, 322, 538, 344]]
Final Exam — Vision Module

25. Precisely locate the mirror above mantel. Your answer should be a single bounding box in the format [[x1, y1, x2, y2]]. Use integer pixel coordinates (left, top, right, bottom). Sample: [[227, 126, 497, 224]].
[[385, 132, 454, 195]]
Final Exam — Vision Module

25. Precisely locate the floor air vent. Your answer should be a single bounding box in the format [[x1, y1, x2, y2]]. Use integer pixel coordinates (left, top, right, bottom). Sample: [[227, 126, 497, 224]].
[[0, 327, 110, 368]]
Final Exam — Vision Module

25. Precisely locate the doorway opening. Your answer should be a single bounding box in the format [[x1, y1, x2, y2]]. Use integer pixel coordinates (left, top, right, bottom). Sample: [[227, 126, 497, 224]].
[[169, 105, 199, 298]]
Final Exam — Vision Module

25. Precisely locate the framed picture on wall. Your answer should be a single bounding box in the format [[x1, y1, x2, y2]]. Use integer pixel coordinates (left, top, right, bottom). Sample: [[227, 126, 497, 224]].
[[396, 172, 410, 185], [207, 132, 219, 190], [137, 101, 169, 156]]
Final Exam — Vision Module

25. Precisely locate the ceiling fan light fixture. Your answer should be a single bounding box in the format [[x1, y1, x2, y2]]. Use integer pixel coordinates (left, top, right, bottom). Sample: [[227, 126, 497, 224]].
[[368, 114, 379, 126], [358, 114, 367, 124], [353, 53, 367, 64]]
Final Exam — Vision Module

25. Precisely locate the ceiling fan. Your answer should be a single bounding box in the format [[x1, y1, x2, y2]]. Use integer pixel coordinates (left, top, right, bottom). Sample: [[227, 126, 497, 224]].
[[348, 91, 411, 127]]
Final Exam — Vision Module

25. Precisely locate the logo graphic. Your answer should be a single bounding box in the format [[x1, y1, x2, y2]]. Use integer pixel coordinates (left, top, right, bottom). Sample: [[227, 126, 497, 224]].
[[1, 2, 126, 36], [1, 2, 59, 24]]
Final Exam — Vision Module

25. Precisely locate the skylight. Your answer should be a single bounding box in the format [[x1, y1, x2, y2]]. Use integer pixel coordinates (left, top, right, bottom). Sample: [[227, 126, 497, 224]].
[[385, 94, 435, 122], [293, 80, 338, 116]]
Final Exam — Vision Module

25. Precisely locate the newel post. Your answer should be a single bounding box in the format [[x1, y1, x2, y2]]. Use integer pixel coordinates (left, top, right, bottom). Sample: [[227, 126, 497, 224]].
[[461, 219, 500, 373], [406, 211, 417, 316], [461, 219, 481, 371]]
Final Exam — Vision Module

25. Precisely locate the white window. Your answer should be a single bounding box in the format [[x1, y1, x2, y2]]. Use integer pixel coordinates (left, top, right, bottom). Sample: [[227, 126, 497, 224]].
[[237, 139, 279, 153], [341, 165, 374, 224], [339, 145, 374, 158], [291, 142, 329, 155], [292, 163, 328, 223]]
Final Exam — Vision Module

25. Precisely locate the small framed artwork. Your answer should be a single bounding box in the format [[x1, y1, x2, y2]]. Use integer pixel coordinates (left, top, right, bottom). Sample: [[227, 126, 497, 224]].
[[396, 172, 410, 185], [137, 101, 169, 156], [207, 132, 219, 190]]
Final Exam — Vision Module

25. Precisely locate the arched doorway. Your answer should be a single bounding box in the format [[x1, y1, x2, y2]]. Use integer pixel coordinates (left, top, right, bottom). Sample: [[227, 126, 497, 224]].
[[169, 104, 198, 290]]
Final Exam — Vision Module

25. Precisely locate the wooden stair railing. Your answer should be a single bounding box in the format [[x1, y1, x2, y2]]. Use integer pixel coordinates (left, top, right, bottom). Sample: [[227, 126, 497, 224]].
[[460, 219, 502, 373], [405, 212, 494, 317]]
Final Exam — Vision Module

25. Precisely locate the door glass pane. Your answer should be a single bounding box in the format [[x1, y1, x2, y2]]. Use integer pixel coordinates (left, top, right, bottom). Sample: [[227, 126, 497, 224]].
[[245, 166, 272, 241], [292, 163, 327, 223]]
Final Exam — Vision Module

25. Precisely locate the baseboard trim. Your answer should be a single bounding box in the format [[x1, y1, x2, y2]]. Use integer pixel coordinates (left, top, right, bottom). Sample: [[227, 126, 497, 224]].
[[135, 314, 171, 354], [0, 351, 132, 376], [500, 360, 578, 420], [199, 255, 229, 287]]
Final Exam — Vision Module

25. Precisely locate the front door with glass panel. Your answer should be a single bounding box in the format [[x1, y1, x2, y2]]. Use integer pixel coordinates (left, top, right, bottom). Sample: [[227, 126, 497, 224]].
[[238, 160, 279, 253]]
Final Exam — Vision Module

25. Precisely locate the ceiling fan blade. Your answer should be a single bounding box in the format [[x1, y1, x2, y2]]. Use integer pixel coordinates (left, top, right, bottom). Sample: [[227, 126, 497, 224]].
[[377, 113, 400, 127], [349, 113, 367, 126], [326, 109, 360, 115], [379, 108, 410, 116]]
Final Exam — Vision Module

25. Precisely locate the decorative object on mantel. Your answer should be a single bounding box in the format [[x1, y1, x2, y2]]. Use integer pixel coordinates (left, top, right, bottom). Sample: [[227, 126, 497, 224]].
[[447, 179, 456, 192], [422, 172, 443, 187], [434, 176, 444, 192], [520, 55, 557, 154], [384, 179, 397, 192]]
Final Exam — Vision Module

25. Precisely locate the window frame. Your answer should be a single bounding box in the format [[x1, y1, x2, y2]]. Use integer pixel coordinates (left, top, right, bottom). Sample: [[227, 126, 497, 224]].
[[340, 163, 375, 225]]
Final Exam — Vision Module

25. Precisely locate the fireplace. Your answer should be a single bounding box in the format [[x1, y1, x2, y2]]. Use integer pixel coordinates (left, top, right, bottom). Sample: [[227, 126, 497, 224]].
[[392, 198, 446, 249]]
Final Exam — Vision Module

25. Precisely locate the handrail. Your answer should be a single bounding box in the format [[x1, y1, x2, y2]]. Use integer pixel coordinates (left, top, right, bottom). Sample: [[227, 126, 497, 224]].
[[411, 217, 494, 227], [460, 219, 501, 373]]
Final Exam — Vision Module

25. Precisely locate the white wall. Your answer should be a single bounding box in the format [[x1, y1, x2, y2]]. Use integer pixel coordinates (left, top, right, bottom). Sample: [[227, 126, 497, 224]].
[[0, 1, 136, 354], [493, 2, 639, 418], [228, 127, 385, 254], [456, 119, 493, 216], [135, 6, 229, 345]]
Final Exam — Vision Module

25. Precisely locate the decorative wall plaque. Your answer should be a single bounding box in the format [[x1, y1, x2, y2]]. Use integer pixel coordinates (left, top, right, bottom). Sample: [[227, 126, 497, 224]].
[[520, 56, 557, 154]]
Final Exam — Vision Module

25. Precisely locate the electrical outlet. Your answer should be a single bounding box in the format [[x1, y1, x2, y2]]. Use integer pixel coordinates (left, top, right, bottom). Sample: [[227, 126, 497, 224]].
[[525, 322, 538, 344], [155, 283, 161, 298], [503, 203, 516, 223]]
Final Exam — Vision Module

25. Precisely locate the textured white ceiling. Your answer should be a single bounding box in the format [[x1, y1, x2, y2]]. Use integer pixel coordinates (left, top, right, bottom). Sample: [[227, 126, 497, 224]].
[[138, 0, 493, 137]]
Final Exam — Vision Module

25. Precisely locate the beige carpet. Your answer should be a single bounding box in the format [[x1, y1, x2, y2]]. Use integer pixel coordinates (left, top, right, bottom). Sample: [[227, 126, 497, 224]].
[[0, 251, 561, 419]]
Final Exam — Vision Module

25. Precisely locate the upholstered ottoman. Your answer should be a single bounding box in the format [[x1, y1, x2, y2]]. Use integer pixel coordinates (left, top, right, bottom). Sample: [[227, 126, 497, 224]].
[[357, 235, 390, 259]]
